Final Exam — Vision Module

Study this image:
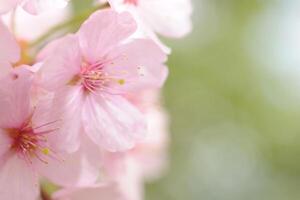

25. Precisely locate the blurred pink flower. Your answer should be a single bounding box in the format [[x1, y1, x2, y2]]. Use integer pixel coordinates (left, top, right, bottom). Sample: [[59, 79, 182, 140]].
[[0, 0, 69, 15], [2, 6, 71, 41], [52, 161, 144, 200], [125, 90, 170, 180], [107, 0, 192, 38], [105, 0, 193, 52], [39, 9, 168, 152], [131, 104, 169, 181]]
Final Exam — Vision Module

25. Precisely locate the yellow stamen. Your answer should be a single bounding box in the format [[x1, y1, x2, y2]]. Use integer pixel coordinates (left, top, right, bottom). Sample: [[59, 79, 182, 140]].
[[42, 148, 50, 155], [118, 79, 125, 85]]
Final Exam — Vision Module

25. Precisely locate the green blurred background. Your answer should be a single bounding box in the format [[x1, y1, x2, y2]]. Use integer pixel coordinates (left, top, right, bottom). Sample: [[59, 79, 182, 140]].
[[147, 1, 300, 200], [71, 1, 300, 199]]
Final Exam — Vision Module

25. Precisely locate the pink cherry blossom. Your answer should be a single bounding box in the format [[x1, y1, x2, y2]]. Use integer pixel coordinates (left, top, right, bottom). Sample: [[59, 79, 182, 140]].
[[39, 9, 168, 152], [0, 0, 175, 199], [52, 95, 169, 200], [131, 104, 169, 181], [38, 134, 102, 187], [106, 0, 193, 40], [0, 67, 101, 200], [0, 67, 54, 200], [0, 0, 69, 15], [123, 89, 170, 179]]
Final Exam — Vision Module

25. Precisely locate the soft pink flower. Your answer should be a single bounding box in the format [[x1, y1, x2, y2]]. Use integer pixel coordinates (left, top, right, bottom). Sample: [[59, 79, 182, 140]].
[[0, 67, 101, 200], [52, 97, 169, 200], [131, 104, 169, 181], [0, 0, 69, 15], [105, 0, 193, 52], [124, 90, 170, 180], [0, 68, 54, 200], [38, 133, 102, 187], [39, 9, 168, 152]]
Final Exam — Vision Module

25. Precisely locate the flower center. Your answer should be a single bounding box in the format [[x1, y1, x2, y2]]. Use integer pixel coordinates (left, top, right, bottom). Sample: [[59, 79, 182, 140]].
[[124, 0, 138, 6], [6, 120, 58, 164], [69, 61, 126, 94], [81, 69, 110, 92]]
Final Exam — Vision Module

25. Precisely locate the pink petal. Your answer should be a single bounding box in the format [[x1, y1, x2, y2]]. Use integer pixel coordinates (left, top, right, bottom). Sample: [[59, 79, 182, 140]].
[[106, 39, 168, 91], [82, 95, 146, 152], [30, 92, 73, 151], [78, 9, 137, 63], [0, 20, 20, 63], [54, 156, 143, 200], [37, 34, 70, 61], [0, 155, 39, 200], [0, 0, 20, 14], [49, 86, 84, 152], [140, 28, 171, 54], [10, 6, 71, 41], [0, 129, 11, 158], [133, 106, 169, 181], [0, 67, 33, 128], [38, 136, 101, 187], [107, 0, 192, 38], [0, 61, 12, 79], [138, 0, 193, 38], [39, 34, 81, 91]]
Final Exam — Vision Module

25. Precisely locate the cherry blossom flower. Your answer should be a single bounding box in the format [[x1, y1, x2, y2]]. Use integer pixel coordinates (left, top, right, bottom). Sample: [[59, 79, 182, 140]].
[[0, 67, 58, 200], [52, 94, 169, 200], [105, 0, 193, 52], [130, 104, 169, 181], [0, 67, 102, 200], [39, 9, 168, 152], [0, 0, 69, 15], [107, 0, 192, 38], [0, 1, 175, 198]]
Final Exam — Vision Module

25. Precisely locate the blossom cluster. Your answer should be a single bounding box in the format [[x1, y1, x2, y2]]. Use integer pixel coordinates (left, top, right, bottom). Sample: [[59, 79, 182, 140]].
[[0, 0, 192, 199]]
